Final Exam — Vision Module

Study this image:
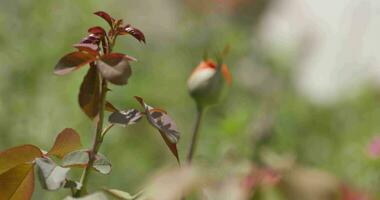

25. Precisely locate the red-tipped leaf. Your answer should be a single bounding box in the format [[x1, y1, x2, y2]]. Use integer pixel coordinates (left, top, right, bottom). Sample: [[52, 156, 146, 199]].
[[47, 128, 82, 159], [54, 52, 96, 75], [79, 66, 101, 119]]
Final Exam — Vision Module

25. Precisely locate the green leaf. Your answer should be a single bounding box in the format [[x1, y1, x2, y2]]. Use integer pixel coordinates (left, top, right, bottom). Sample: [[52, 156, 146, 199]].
[[103, 188, 135, 200], [93, 153, 112, 175], [47, 128, 82, 159], [64, 192, 109, 200], [62, 150, 111, 174], [79, 66, 101, 119], [0, 163, 35, 200], [54, 51, 96, 75], [62, 150, 89, 168], [0, 144, 42, 174], [97, 53, 132, 85], [35, 157, 70, 190]]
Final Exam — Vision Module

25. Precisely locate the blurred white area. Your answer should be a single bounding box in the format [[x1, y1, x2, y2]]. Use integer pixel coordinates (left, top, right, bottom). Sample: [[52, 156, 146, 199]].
[[258, 0, 380, 104]]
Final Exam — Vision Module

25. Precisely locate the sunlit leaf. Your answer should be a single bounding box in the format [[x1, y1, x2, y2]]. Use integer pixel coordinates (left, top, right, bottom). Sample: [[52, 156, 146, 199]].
[[119, 25, 146, 43], [0, 144, 42, 174], [64, 192, 109, 200], [0, 164, 35, 200], [108, 109, 142, 126], [97, 53, 133, 85], [94, 11, 115, 28], [134, 96, 180, 162], [54, 51, 96, 75], [93, 153, 112, 175], [79, 66, 100, 119], [47, 128, 82, 159], [35, 157, 70, 191], [62, 150, 89, 168], [103, 188, 135, 200]]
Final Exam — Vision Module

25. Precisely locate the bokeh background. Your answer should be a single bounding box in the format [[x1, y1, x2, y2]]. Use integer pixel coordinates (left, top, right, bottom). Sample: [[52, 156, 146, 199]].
[[1, 0, 380, 199]]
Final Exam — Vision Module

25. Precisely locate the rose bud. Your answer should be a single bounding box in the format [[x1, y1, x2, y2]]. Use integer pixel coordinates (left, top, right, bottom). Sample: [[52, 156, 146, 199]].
[[187, 59, 232, 108]]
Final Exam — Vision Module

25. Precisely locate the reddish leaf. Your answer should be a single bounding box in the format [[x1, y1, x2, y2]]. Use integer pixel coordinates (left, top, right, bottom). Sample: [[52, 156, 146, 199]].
[[79, 66, 100, 119], [134, 96, 180, 162], [0, 145, 42, 175], [73, 43, 99, 55], [0, 164, 35, 200], [97, 53, 133, 85], [47, 128, 82, 159], [54, 52, 96, 75], [119, 25, 146, 43], [94, 11, 115, 27], [88, 26, 106, 36]]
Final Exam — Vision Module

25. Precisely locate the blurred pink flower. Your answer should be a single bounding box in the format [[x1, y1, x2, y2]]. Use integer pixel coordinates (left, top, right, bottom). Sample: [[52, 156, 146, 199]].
[[368, 137, 380, 158]]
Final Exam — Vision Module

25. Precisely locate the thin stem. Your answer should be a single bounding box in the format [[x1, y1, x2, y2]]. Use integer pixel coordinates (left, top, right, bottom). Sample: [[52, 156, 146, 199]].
[[186, 107, 204, 163], [76, 78, 108, 197], [101, 124, 114, 139]]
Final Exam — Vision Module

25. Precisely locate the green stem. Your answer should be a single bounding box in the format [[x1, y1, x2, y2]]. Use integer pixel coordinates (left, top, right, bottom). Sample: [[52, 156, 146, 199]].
[[186, 107, 204, 163], [76, 78, 108, 197]]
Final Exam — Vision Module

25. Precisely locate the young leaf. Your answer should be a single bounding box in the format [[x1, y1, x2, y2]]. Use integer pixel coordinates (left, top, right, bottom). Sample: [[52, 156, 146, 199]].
[[0, 163, 35, 200], [97, 53, 133, 85], [62, 150, 89, 168], [94, 11, 115, 28], [47, 128, 82, 159], [54, 52, 96, 75], [134, 96, 180, 162], [0, 144, 42, 174], [93, 153, 112, 175], [73, 43, 99, 56], [88, 26, 106, 36], [108, 109, 142, 126], [79, 66, 100, 119], [119, 25, 146, 43], [35, 157, 70, 190], [103, 188, 135, 200]]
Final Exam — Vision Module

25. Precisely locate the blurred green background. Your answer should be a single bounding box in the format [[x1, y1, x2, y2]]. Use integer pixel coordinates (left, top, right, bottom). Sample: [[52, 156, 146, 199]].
[[1, 0, 380, 199]]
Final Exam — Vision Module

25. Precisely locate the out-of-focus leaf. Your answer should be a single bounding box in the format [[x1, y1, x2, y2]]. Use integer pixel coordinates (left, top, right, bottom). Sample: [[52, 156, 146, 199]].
[[108, 109, 142, 126], [54, 51, 96, 75], [0, 163, 35, 200], [0, 144, 42, 174], [119, 25, 146, 43], [94, 11, 115, 28], [105, 101, 119, 112], [79, 66, 100, 119], [97, 53, 133, 85], [62, 150, 89, 168], [103, 188, 136, 200], [35, 157, 69, 190], [47, 128, 82, 159], [142, 166, 203, 200], [93, 153, 112, 175], [134, 96, 180, 162], [64, 192, 109, 200]]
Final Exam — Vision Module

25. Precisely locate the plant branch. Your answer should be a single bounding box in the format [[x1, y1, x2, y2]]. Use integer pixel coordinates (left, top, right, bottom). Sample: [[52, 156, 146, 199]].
[[76, 77, 108, 197], [186, 107, 204, 163]]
